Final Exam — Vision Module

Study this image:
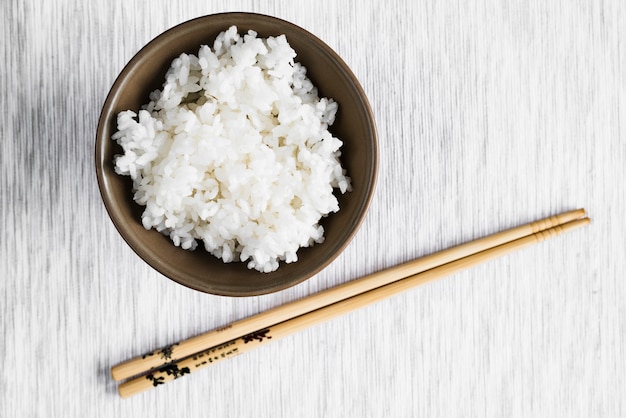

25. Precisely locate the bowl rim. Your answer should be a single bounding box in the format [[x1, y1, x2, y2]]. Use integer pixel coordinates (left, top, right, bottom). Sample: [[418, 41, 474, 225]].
[[95, 12, 378, 296]]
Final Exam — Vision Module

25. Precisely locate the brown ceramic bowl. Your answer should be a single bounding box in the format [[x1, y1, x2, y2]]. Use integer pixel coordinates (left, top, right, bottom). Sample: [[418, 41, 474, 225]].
[[95, 13, 377, 296]]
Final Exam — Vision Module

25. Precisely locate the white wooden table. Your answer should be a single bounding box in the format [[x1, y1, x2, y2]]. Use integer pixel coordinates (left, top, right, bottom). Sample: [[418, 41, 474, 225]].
[[2, 1, 624, 416]]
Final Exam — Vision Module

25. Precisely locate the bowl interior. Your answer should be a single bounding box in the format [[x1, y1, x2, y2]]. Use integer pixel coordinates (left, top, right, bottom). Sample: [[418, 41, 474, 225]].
[[96, 13, 377, 296]]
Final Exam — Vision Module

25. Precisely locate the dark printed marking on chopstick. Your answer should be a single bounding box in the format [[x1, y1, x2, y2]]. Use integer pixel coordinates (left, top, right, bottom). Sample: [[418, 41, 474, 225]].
[[145, 363, 191, 387], [242, 328, 272, 343], [141, 343, 180, 360], [191, 340, 240, 368], [215, 323, 233, 333], [189, 329, 273, 369]]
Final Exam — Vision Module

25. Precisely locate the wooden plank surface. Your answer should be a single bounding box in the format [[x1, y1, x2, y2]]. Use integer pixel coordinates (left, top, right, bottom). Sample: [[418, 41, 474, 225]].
[[1, 0, 624, 416]]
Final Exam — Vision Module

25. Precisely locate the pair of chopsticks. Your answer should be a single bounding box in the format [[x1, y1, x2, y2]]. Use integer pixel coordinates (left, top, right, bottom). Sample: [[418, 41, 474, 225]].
[[113, 209, 589, 398]]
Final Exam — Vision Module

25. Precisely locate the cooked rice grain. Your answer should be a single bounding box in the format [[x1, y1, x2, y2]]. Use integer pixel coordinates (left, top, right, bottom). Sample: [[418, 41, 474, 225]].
[[112, 26, 351, 272]]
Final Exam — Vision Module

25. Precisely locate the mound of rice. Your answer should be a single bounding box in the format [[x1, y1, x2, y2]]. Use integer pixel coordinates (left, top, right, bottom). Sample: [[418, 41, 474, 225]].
[[111, 26, 351, 273]]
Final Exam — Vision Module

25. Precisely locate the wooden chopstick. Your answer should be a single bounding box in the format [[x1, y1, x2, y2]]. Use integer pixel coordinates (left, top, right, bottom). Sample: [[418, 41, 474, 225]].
[[117, 216, 590, 398], [111, 209, 586, 383], [118, 218, 590, 398]]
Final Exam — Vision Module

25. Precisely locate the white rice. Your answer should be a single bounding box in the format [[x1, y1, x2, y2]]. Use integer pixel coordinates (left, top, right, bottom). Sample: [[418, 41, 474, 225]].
[[111, 26, 351, 272]]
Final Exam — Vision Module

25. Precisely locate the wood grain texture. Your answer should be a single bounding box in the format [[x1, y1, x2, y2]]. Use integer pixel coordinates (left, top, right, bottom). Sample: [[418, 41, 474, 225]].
[[1, 0, 624, 417]]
